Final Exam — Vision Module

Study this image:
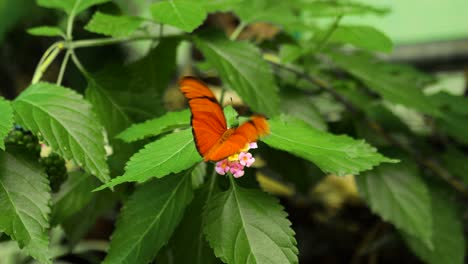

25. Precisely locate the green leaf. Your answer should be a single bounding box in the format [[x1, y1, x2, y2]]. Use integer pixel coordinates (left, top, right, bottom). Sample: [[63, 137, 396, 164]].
[[150, 0, 207, 32], [0, 97, 13, 150], [0, 147, 51, 263], [223, 105, 238, 128], [36, 0, 111, 14], [51, 171, 99, 226], [84, 12, 144, 37], [86, 38, 179, 136], [204, 179, 298, 264], [13, 82, 110, 183], [157, 185, 219, 264], [329, 52, 439, 116], [436, 113, 468, 144], [96, 129, 202, 190], [329, 25, 393, 53], [103, 172, 194, 264], [402, 183, 465, 264], [281, 93, 327, 131], [262, 115, 396, 176], [279, 44, 303, 64], [202, 0, 244, 12], [86, 38, 179, 173], [356, 162, 433, 249], [116, 109, 190, 143], [232, 0, 298, 27], [194, 34, 280, 117], [441, 147, 468, 186], [61, 190, 115, 245], [429, 92, 468, 115], [26, 26, 65, 37], [190, 162, 207, 189]]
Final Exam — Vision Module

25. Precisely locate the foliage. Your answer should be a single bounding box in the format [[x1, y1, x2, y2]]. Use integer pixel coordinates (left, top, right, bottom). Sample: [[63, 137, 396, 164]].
[[0, 0, 466, 263]]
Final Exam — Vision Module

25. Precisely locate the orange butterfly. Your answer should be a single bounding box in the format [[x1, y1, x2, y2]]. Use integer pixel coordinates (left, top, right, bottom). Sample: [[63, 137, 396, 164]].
[[179, 76, 269, 162]]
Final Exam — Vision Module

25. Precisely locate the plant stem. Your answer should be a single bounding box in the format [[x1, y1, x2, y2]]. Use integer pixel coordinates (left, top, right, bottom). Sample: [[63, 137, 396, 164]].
[[66, 0, 82, 40], [230, 22, 247, 41], [31, 42, 64, 84], [56, 50, 71, 85], [65, 34, 166, 49], [314, 15, 343, 53], [219, 87, 227, 106]]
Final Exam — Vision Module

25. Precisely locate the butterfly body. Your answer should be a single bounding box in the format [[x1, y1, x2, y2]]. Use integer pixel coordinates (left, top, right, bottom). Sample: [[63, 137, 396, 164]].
[[179, 77, 269, 162]]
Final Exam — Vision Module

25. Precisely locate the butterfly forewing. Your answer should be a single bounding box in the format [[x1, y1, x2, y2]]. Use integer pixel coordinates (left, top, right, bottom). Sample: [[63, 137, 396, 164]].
[[179, 77, 227, 157]]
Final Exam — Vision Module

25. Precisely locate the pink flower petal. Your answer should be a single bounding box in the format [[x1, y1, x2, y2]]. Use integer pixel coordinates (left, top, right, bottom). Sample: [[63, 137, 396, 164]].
[[239, 152, 255, 167], [249, 142, 258, 149], [233, 169, 245, 178], [215, 159, 230, 175]]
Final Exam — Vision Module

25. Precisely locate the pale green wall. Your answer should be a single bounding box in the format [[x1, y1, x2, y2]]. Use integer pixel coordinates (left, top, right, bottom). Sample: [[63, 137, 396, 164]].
[[344, 0, 468, 44]]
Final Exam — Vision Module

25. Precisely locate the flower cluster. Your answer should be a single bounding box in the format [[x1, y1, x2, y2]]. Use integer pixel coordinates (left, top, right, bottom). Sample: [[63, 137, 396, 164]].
[[215, 142, 258, 178]]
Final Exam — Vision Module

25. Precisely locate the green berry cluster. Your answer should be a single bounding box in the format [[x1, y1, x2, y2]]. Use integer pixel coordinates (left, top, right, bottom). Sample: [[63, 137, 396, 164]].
[[39, 153, 68, 192], [6, 125, 68, 192], [5, 125, 41, 156]]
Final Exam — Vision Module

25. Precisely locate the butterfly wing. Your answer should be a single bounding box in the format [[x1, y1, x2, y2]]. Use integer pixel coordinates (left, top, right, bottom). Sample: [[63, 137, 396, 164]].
[[179, 77, 227, 158], [205, 115, 270, 161]]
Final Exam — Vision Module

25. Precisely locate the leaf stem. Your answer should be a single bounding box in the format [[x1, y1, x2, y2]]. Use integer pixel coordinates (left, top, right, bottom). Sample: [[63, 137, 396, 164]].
[[70, 51, 90, 78], [230, 22, 247, 41], [56, 50, 71, 85], [314, 15, 343, 53], [228, 173, 237, 189]]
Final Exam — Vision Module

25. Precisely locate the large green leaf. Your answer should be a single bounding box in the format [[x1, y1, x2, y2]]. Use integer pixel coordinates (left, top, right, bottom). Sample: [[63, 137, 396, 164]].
[[0, 147, 51, 263], [26, 26, 65, 37], [194, 34, 280, 117], [13, 83, 110, 182], [116, 109, 190, 143], [441, 147, 468, 186], [356, 162, 433, 249], [51, 171, 99, 226], [204, 179, 298, 264], [202, 0, 244, 12], [281, 93, 327, 131], [436, 113, 468, 144], [103, 172, 194, 264], [329, 25, 393, 53], [232, 0, 298, 28], [36, 0, 110, 14], [84, 12, 144, 37], [96, 129, 202, 190], [158, 182, 219, 264], [61, 190, 115, 245], [262, 115, 396, 176], [151, 0, 207, 32], [86, 38, 179, 136], [329, 52, 439, 116], [429, 91, 468, 115], [86, 38, 178, 174], [0, 97, 13, 150], [402, 183, 465, 264]]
